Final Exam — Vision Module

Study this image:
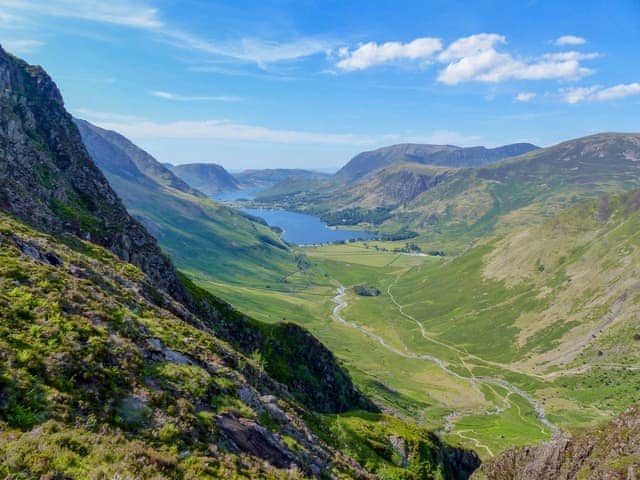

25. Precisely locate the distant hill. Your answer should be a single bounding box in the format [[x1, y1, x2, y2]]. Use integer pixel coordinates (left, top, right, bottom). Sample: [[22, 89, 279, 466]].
[[335, 142, 539, 181], [236, 168, 330, 188], [254, 133, 640, 238], [393, 132, 640, 237], [171, 162, 240, 196], [75, 119, 203, 197]]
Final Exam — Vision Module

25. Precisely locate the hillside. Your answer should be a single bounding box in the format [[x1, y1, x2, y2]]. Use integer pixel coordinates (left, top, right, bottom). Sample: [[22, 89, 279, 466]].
[[252, 133, 640, 246], [335, 142, 539, 182], [226, 155, 640, 458], [171, 162, 240, 196], [390, 132, 640, 242], [0, 212, 481, 479], [0, 44, 483, 479], [75, 119, 301, 287]]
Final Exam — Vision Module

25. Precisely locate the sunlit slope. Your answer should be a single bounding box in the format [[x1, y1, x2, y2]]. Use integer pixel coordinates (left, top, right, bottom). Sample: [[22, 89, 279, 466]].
[[76, 119, 301, 286], [211, 190, 640, 457], [391, 191, 640, 415]]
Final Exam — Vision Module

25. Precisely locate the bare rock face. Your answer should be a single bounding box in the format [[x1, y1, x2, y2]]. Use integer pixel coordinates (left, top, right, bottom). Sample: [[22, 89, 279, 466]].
[[474, 404, 640, 479], [0, 45, 186, 302], [216, 413, 297, 469]]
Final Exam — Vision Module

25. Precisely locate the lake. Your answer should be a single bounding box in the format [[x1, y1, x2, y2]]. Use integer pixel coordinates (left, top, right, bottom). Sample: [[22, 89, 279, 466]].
[[241, 208, 376, 245]]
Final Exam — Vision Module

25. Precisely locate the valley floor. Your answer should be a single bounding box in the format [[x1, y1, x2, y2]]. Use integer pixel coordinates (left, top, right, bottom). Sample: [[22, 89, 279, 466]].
[[193, 239, 640, 459]]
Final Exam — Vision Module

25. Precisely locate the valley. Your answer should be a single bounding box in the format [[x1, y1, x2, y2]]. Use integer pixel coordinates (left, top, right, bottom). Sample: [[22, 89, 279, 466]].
[[2, 3, 640, 475], [202, 177, 640, 460]]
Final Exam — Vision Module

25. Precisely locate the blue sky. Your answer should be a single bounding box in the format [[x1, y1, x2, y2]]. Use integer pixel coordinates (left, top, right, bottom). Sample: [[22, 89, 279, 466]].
[[1, 0, 639, 170]]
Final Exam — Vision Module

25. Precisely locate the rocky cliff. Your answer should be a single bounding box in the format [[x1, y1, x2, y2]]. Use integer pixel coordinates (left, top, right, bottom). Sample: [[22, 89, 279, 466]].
[[0, 45, 186, 301]]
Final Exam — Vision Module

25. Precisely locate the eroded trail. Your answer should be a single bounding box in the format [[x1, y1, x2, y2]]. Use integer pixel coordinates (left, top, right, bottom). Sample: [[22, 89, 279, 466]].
[[330, 283, 557, 455], [385, 279, 556, 433]]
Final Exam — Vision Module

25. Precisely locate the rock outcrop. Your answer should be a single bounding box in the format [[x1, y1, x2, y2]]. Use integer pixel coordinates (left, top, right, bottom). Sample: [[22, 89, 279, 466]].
[[0, 45, 186, 301]]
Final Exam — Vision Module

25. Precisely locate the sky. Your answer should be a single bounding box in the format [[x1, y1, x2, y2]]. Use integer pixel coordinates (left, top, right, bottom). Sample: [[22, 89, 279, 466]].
[[1, 0, 639, 170]]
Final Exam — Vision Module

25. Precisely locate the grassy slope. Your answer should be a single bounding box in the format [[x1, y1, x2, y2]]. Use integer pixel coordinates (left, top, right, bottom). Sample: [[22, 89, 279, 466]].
[[189, 133, 640, 458], [105, 170, 300, 288], [204, 190, 640, 459], [0, 213, 479, 479]]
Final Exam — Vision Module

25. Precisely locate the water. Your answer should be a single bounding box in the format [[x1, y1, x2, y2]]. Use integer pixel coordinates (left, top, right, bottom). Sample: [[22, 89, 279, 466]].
[[241, 208, 375, 245]]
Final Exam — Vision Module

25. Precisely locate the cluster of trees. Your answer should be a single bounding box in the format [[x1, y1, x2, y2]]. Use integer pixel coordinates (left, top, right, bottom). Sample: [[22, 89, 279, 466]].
[[353, 285, 381, 296]]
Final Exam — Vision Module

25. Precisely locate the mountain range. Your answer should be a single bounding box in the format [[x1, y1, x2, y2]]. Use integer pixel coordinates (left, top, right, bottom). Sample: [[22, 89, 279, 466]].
[[335, 142, 539, 181]]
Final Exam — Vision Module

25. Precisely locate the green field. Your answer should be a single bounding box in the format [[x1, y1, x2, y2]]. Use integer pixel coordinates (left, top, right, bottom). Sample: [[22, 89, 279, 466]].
[[194, 191, 640, 459]]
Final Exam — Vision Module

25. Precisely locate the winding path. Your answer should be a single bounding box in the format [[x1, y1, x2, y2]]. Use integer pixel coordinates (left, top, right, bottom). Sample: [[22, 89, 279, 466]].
[[330, 283, 558, 454]]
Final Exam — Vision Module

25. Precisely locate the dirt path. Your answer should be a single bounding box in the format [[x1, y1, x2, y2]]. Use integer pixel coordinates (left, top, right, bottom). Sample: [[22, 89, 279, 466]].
[[330, 283, 558, 454]]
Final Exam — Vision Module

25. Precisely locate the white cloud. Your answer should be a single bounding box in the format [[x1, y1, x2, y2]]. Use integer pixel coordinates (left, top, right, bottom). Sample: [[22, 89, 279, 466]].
[[1, 0, 163, 28], [164, 30, 336, 66], [515, 92, 536, 102], [555, 35, 586, 46], [335, 37, 442, 71], [542, 51, 600, 62], [150, 91, 242, 102], [3, 0, 335, 68], [560, 83, 640, 103], [93, 119, 374, 145], [0, 10, 24, 26], [436, 33, 596, 85], [79, 112, 480, 147], [438, 33, 505, 61], [1, 39, 43, 53]]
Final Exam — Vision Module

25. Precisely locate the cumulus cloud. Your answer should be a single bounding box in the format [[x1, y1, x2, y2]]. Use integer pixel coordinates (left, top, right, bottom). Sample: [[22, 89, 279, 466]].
[[335, 37, 442, 71], [555, 35, 586, 46], [436, 33, 596, 84], [438, 33, 505, 61], [150, 90, 242, 102], [515, 92, 536, 102], [542, 51, 600, 62], [560, 83, 640, 103]]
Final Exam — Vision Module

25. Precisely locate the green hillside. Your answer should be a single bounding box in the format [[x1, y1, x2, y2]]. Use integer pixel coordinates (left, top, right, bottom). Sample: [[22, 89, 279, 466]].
[[171, 162, 240, 196], [0, 213, 479, 479], [75, 119, 302, 287], [211, 188, 640, 459]]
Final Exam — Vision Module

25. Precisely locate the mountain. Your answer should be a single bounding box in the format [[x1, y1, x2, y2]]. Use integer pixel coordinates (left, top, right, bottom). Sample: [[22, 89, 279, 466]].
[[171, 162, 240, 196], [474, 404, 640, 479], [236, 168, 331, 188], [0, 44, 485, 479], [0, 47, 184, 300], [75, 119, 298, 287], [388, 132, 640, 242], [335, 142, 539, 181], [75, 119, 202, 197]]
